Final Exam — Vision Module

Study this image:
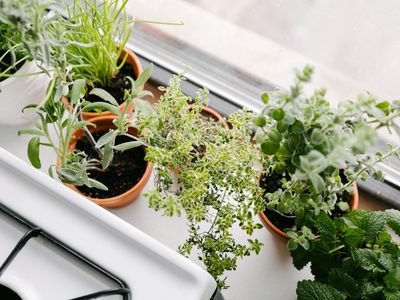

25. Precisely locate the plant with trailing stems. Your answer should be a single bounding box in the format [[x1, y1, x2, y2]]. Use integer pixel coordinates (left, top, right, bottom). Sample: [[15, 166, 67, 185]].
[[253, 66, 400, 246], [136, 74, 265, 288]]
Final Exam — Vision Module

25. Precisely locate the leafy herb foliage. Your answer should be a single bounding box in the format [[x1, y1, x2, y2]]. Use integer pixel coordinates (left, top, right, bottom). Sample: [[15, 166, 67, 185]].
[[292, 209, 400, 300], [254, 66, 400, 231], [136, 74, 265, 288], [64, 0, 132, 87], [19, 65, 153, 190]]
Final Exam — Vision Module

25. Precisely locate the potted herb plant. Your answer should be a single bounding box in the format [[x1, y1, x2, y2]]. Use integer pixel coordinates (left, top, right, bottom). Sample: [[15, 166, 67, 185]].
[[0, 0, 64, 125], [253, 66, 400, 238], [290, 209, 400, 299], [19, 65, 153, 208], [135, 74, 265, 289], [63, 0, 142, 119]]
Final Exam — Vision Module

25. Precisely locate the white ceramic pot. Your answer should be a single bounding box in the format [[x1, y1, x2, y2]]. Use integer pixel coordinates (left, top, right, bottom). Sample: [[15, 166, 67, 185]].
[[0, 60, 51, 126]]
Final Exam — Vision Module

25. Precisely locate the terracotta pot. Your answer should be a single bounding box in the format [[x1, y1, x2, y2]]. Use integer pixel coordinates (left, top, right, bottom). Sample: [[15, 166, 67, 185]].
[[63, 115, 152, 208], [63, 47, 143, 120], [188, 104, 229, 129], [259, 182, 359, 239]]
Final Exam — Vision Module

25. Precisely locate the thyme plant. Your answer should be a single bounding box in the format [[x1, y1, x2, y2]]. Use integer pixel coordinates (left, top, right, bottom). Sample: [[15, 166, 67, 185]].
[[136, 75, 265, 288], [254, 66, 400, 236]]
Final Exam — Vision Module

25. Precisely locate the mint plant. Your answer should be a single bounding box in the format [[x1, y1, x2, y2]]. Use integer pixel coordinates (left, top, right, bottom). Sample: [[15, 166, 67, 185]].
[[136, 74, 265, 288], [291, 209, 400, 300], [254, 66, 400, 232], [19, 65, 152, 191]]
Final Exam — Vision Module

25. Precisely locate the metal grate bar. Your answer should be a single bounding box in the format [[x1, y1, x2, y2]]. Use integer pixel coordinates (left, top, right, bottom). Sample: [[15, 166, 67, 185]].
[[70, 288, 131, 300], [0, 202, 131, 300], [0, 228, 41, 276]]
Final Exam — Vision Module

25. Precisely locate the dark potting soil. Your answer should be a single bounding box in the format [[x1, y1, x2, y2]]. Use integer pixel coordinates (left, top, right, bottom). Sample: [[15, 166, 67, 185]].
[[76, 132, 146, 198], [260, 172, 351, 232], [86, 61, 137, 105]]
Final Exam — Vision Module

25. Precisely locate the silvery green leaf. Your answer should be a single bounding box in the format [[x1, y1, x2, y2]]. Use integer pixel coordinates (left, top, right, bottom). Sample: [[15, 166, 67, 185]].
[[102, 144, 114, 170], [113, 141, 142, 151], [96, 130, 117, 148], [134, 64, 153, 89], [83, 102, 119, 115], [89, 88, 118, 106], [88, 178, 108, 191], [133, 98, 155, 116], [309, 173, 325, 193], [70, 79, 86, 105]]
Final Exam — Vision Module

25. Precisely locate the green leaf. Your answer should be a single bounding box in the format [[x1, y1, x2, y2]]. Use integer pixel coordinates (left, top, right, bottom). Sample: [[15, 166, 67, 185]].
[[27, 137, 41, 169], [309, 173, 325, 193], [360, 211, 386, 242], [70, 79, 86, 105], [261, 140, 280, 155], [292, 120, 305, 134], [315, 213, 336, 240], [101, 144, 114, 170], [261, 92, 270, 104], [267, 129, 282, 144], [83, 102, 120, 115], [384, 267, 400, 290], [113, 141, 142, 151], [18, 129, 45, 137], [253, 115, 266, 127], [89, 88, 118, 106], [311, 129, 325, 145], [343, 228, 363, 248], [297, 280, 346, 300], [288, 134, 301, 151], [328, 269, 360, 298], [88, 178, 108, 191], [272, 108, 285, 121], [385, 209, 400, 237], [287, 239, 298, 250], [337, 201, 349, 212], [384, 290, 400, 300], [300, 150, 327, 172], [276, 121, 288, 133], [134, 64, 153, 89], [96, 131, 117, 148], [376, 101, 390, 116], [133, 98, 155, 116]]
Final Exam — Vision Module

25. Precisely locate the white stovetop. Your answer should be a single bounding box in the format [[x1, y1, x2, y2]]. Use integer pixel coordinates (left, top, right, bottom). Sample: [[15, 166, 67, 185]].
[[0, 121, 312, 300]]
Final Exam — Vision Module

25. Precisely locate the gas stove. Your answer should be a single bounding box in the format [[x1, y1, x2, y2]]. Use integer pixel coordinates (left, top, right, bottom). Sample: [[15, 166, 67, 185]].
[[0, 147, 220, 300]]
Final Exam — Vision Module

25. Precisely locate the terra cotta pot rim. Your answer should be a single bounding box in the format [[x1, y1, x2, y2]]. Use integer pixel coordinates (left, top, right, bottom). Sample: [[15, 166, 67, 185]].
[[259, 182, 359, 239]]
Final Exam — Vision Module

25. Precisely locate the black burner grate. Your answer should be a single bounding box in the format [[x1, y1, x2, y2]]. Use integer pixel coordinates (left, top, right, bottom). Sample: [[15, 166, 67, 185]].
[[0, 202, 131, 300]]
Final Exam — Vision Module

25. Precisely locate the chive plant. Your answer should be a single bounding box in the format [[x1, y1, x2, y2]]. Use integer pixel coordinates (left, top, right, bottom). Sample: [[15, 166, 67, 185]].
[[64, 0, 132, 88]]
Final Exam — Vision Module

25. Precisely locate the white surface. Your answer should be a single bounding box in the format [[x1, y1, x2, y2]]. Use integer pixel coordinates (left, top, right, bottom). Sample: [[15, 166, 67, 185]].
[[0, 145, 217, 300], [0, 123, 312, 300], [0, 61, 50, 126]]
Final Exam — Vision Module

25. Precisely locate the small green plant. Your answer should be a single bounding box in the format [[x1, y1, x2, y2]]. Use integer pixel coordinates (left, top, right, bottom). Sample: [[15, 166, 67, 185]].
[[136, 74, 265, 288], [19, 64, 152, 190], [0, 22, 27, 77], [64, 0, 132, 88], [254, 66, 400, 232], [291, 209, 400, 300], [0, 0, 94, 103]]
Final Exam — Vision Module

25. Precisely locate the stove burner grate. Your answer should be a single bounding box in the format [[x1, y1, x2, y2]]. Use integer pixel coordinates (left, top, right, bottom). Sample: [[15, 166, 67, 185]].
[[0, 202, 132, 300]]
